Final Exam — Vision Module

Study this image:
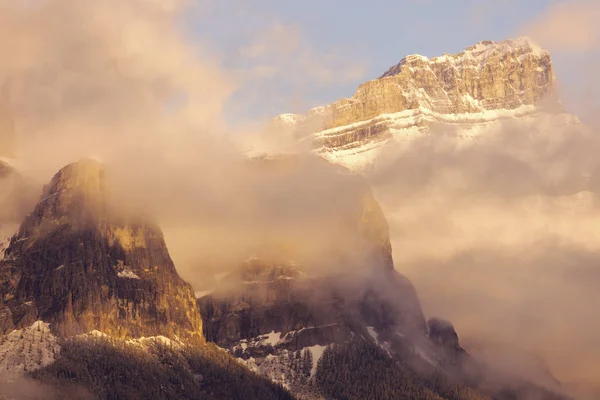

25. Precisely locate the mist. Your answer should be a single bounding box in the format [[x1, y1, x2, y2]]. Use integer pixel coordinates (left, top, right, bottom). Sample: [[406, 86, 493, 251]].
[[367, 2, 600, 388], [0, 374, 93, 400], [0, 0, 383, 290], [0, 0, 599, 395], [364, 102, 600, 387]]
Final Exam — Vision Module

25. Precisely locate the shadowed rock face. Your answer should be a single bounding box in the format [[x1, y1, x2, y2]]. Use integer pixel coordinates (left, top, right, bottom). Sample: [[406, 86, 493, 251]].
[[198, 161, 428, 351], [199, 257, 430, 358], [0, 159, 203, 342]]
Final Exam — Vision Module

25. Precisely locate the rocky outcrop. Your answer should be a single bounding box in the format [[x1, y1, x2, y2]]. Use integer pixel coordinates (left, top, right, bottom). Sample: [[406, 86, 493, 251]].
[[325, 38, 553, 130], [0, 159, 203, 342], [198, 255, 432, 399], [199, 257, 427, 351], [197, 159, 469, 399], [272, 38, 576, 171], [199, 158, 427, 352], [427, 318, 461, 349]]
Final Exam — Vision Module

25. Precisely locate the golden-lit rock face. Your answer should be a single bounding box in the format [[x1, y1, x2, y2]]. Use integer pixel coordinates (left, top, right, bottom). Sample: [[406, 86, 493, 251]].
[[0, 159, 204, 342], [276, 38, 558, 161], [322, 38, 554, 129]]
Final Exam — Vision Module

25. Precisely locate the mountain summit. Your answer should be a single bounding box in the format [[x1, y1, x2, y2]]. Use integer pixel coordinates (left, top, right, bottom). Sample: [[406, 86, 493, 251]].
[[0, 159, 203, 341], [273, 37, 577, 170]]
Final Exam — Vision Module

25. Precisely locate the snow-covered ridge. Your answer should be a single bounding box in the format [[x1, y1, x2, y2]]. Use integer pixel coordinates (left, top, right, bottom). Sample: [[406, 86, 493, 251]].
[[318, 110, 579, 171], [315, 104, 539, 139], [0, 321, 190, 377], [380, 37, 549, 78], [273, 113, 303, 124]]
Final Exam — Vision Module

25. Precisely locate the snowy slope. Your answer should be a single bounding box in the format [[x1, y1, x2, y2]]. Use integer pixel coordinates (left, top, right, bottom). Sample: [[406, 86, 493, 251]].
[[0, 321, 60, 374], [316, 109, 580, 171]]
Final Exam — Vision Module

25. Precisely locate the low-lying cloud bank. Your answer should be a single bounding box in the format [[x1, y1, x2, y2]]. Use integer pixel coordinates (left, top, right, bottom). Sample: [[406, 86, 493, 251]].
[[367, 111, 600, 387]]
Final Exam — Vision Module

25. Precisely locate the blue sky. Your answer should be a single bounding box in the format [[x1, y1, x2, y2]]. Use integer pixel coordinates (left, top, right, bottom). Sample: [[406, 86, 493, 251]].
[[187, 0, 598, 124]]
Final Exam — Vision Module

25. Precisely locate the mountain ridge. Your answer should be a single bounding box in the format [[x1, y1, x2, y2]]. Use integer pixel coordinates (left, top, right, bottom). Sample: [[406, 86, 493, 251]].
[[268, 37, 577, 171]]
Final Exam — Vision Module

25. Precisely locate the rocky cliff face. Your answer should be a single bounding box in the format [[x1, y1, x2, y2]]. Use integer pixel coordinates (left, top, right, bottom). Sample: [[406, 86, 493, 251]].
[[197, 159, 475, 398], [327, 37, 553, 128], [272, 37, 578, 170], [199, 257, 427, 351], [199, 158, 426, 349], [0, 159, 203, 342]]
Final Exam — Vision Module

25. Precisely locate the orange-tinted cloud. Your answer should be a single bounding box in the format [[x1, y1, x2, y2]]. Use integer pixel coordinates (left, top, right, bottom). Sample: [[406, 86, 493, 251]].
[[524, 0, 600, 52]]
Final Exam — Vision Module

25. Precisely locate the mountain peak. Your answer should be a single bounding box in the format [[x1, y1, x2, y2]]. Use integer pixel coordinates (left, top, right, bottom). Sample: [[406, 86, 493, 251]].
[[46, 158, 104, 196], [380, 37, 551, 79], [0, 161, 204, 341], [271, 36, 568, 170]]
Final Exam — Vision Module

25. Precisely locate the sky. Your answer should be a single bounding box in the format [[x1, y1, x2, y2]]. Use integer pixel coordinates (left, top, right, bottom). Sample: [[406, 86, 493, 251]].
[[186, 0, 599, 126]]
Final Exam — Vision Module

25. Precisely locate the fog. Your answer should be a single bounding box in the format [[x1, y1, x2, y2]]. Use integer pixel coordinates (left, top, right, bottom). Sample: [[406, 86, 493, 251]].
[[0, 0, 599, 394], [366, 115, 600, 386], [366, 2, 600, 388], [0, 0, 383, 284], [0, 374, 93, 400]]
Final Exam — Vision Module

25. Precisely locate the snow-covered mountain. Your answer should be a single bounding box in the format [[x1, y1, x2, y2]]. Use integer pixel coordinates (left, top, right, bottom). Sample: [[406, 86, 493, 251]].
[[271, 37, 580, 171]]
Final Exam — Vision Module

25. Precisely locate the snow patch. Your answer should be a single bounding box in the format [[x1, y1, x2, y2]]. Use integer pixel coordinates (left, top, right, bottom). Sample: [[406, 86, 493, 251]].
[[306, 344, 326, 378], [262, 331, 281, 347], [117, 269, 140, 279], [381, 341, 392, 357], [274, 113, 302, 124], [0, 321, 60, 374], [415, 346, 436, 365], [366, 326, 379, 344], [126, 335, 183, 348], [194, 290, 212, 299], [315, 105, 538, 138], [316, 110, 578, 171]]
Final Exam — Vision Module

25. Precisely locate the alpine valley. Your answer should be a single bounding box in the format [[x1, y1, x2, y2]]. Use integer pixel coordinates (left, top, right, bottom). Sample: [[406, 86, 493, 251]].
[[0, 37, 592, 400]]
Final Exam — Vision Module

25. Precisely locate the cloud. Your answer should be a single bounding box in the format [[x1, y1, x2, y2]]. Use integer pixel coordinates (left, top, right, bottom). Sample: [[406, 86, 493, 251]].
[[0, 374, 93, 400], [0, 0, 236, 178], [0, 0, 382, 307], [365, 111, 600, 386], [523, 0, 600, 52]]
